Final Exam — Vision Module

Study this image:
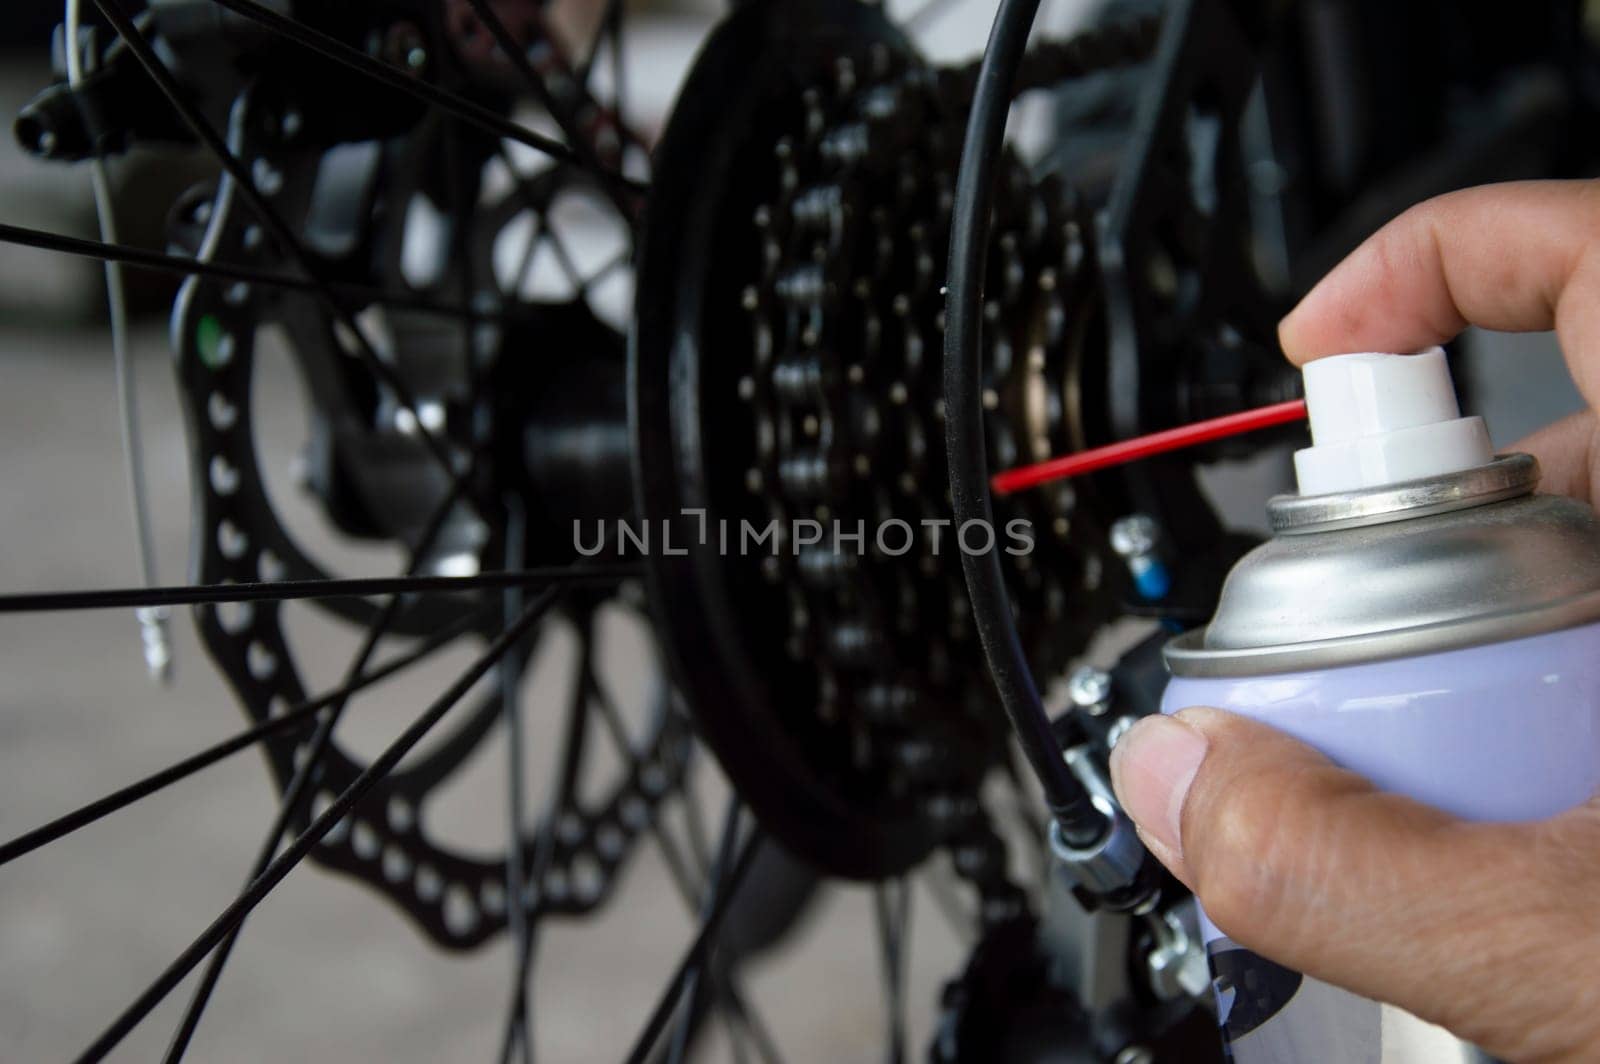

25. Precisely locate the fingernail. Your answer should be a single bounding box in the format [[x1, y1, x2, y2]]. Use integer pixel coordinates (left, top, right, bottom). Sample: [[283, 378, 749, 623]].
[[1108, 715, 1209, 857]]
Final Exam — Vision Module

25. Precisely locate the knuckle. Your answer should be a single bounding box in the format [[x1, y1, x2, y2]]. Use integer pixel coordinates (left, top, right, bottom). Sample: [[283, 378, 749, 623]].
[[1574, 177, 1600, 235], [1553, 182, 1600, 297], [1361, 214, 1416, 292]]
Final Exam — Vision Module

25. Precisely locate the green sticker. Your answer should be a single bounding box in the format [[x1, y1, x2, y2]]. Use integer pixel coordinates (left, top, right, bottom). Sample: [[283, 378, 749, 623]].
[[197, 314, 230, 369]]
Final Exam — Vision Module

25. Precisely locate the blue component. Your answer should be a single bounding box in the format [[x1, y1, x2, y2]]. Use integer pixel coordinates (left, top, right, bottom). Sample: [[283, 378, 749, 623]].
[[1131, 558, 1171, 601]]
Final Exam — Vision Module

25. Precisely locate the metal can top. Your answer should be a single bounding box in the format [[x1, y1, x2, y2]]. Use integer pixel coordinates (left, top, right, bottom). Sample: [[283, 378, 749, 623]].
[[1165, 454, 1600, 677]]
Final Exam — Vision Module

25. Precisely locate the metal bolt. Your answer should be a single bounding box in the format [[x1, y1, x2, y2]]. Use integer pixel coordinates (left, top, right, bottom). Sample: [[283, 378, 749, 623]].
[[1106, 715, 1137, 749], [384, 22, 427, 74], [136, 606, 173, 685], [1110, 514, 1171, 602], [1110, 513, 1158, 559], [1145, 908, 1212, 1002], [1066, 665, 1111, 715], [251, 157, 283, 196], [1115, 1047, 1154, 1064]]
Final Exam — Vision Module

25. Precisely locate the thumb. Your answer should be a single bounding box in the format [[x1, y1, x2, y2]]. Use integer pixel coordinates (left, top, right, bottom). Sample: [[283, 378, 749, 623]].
[[1108, 707, 1600, 1061]]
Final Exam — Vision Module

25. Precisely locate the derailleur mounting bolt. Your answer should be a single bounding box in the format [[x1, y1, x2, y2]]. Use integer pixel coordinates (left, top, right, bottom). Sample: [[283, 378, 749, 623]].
[[1110, 513, 1171, 601], [1065, 665, 1111, 715]]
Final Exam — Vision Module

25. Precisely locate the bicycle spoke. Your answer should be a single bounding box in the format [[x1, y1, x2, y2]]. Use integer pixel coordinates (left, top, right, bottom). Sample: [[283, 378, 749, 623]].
[[201, 0, 643, 198], [622, 830, 763, 1064], [163, 481, 483, 1060], [492, 838, 556, 1064], [578, 0, 624, 87], [463, 0, 638, 223], [496, 813, 555, 1064], [503, 177, 549, 299], [0, 565, 636, 615], [500, 497, 536, 1064], [92, 0, 473, 494], [874, 880, 911, 1064], [604, 0, 627, 132], [492, 136, 631, 301], [555, 637, 596, 804], [581, 245, 632, 297], [667, 798, 742, 1064], [572, 0, 646, 166], [0, 607, 478, 869], [583, 664, 637, 768], [166, 606, 427, 1059], [489, 671, 786, 1064], [680, 753, 713, 883], [582, 0, 639, 165], [675, 771, 774, 1060], [73, 588, 560, 1063], [542, 222, 592, 296], [0, 222, 498, 322], [494, 616, 593, 1064], [493, 143, 590, 299], [920, 862, 975, 943], [550, 672, 776, 1064], [648, 811, 780, 1064], [716, 972, 781, 1064]]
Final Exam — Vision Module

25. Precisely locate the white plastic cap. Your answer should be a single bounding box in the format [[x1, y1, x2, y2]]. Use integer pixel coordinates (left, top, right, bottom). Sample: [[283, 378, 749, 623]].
[[1293, 348, 1493, 496]]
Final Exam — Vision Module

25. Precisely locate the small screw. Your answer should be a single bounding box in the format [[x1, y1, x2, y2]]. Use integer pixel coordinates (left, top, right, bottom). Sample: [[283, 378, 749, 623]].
[[1106, 715, 1137, 749], [1110, 513, 1158, 559], [1115, 1047, 1154, 1064], [383, 22, 428, 74], [136, 607, 173, 685], [252, 157, 283, 196], [1066, 665, 1111, 715], [1110, 513, 1171, 602]]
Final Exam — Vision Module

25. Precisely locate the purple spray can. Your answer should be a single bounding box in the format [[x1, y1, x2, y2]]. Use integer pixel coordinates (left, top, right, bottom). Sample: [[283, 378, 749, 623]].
[[1162, 348, 1600, 1061]]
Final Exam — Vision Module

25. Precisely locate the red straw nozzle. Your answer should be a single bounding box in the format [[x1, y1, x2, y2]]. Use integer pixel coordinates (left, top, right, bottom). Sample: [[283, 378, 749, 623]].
[[990, 398, 1308, 496]]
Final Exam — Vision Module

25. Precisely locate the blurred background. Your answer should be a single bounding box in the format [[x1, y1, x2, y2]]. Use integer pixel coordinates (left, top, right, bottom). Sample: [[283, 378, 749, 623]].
[[0, 2, 1003, 1059], [0, 0, 1592, 1061]]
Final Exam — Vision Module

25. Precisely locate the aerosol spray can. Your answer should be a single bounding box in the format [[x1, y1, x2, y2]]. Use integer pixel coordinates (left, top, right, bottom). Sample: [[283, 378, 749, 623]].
[[1162, 348, 1600, 1062]]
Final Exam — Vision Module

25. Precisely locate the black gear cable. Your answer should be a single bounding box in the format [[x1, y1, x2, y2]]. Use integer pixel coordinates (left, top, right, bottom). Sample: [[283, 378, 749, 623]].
[[942, 0, 1110, 849]]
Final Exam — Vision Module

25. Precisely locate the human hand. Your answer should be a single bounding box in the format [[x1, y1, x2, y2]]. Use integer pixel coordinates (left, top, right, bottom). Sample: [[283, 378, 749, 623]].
[[1109, 180, 1600, 1062]]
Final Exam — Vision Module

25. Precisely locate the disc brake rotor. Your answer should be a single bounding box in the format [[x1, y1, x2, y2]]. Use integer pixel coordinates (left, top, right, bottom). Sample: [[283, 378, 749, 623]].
[[171, 65, 686, 947]]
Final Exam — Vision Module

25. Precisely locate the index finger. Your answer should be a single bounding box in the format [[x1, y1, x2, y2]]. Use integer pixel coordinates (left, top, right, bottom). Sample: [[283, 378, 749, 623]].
[[1278, 180, 1600, 408]]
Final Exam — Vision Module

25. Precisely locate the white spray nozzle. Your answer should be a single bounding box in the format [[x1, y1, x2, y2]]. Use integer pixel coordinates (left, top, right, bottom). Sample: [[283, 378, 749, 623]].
[[1293, 348, 1493, 496]]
